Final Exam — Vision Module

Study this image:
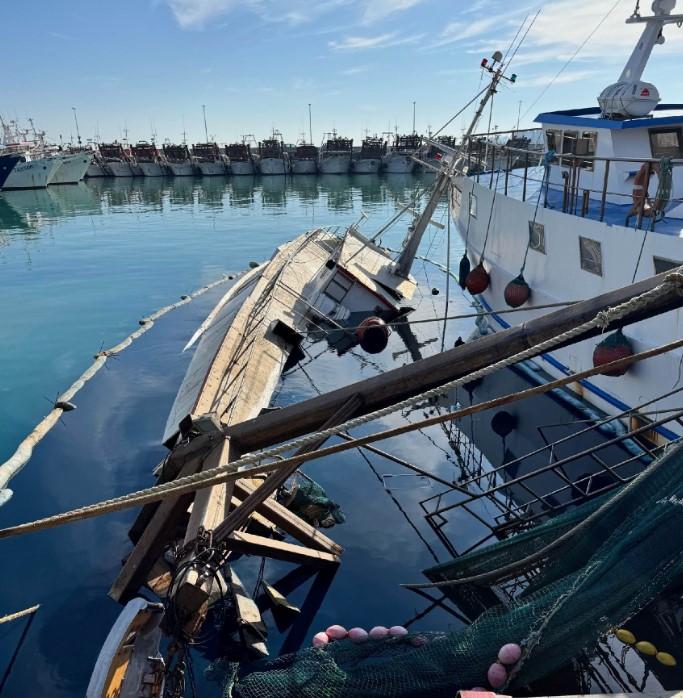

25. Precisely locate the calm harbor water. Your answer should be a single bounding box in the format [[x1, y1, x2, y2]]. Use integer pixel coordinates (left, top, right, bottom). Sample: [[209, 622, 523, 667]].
[[0, 175, 680, 696]]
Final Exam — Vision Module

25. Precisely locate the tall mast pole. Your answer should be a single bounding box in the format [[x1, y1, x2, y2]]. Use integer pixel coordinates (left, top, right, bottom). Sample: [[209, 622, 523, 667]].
[[396, 52, 512, 278], [202, 104, 208, 142], [308, 104, 313, 144], [72, 107, 81, 146], [412, 101, 416, 134]]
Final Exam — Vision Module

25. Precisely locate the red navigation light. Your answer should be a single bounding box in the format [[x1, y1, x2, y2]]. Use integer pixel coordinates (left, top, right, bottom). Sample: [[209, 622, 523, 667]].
[[481, 58, 488, 68]]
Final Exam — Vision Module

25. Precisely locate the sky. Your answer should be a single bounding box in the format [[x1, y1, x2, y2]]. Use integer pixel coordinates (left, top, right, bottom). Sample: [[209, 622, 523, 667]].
[[3, 0, 683, 147]]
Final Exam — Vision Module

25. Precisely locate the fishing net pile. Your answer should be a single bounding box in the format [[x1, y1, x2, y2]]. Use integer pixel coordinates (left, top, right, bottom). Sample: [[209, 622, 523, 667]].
[[278, 475, 346, 528], [216, 439, 683, 698]]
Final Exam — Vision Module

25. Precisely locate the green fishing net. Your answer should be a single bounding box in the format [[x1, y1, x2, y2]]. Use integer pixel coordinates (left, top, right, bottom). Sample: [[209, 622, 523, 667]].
[[279, 476, 346, 528], [215, 440, 683, 698]]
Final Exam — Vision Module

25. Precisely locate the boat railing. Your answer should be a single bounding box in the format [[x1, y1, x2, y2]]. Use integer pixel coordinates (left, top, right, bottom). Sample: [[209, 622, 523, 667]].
[[463, 137, 683, 226]]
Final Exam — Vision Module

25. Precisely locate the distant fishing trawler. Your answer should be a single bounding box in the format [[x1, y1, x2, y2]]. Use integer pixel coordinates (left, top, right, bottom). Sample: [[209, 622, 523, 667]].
[[291, 142, 318, 174], [98, 142, 136, 177], [192, 142, 227, 175], [227, 141, 258, 175], [319, 132, 353, 174], [383, 134, 421, 174], [259, 132, 289, 175], [132, 142, 166, 177], [452, 0, 683, 442], [353, 136, 386, 174], [162, 144, 195, 176]]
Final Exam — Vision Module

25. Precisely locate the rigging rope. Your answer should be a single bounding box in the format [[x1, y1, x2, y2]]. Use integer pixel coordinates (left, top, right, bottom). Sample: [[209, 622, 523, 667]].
[[0, 273, 682, 539]]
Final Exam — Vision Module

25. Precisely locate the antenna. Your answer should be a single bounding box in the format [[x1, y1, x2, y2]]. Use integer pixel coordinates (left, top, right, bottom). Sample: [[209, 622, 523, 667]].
[[308, 103, 313, 145], [412, 101, 416, 134], [202, 104, 208, 142], [72, 107, 81, 146]]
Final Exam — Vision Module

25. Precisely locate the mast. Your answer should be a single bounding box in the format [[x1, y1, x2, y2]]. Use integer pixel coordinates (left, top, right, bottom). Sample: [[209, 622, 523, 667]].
[[396, 51, 514, 278], [308, 103, 313, 145], [72, 107, 82, 146], [202, 104, 208, 142], [412, 101, 416, 134]]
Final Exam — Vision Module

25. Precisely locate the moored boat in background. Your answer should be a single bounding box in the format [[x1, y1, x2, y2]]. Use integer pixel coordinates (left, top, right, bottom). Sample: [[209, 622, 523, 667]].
[[162, 143, 195, 176], [259, 132, 289, 175], [98, 143, 136, 177], [319, 132, 353, 174], [352, 136, 385, 174], [47, 150, 93, 184], [131, 141, 166, 177], [226, 142, 258, 175], [383, 133, 420, 173], [191, 142, 227, 175], [291, 143, 318, 174]]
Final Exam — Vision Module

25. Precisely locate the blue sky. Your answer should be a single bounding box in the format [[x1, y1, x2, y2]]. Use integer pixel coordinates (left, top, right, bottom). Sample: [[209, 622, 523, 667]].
[[3, 0, 683, 146]]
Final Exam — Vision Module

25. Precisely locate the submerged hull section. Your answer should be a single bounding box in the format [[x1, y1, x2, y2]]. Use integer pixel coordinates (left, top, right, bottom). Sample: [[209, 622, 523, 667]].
[[319, 155, 351, 174], [260, 158, 288, 175], [138, 161, 165, 177], [197, 161, 226, 176]]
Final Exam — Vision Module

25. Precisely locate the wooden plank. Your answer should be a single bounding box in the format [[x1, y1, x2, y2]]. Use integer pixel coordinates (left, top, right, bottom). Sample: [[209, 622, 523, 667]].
[[233, 480, 342, 556], [224, 531, 340, 567], [213, 395, 361, 545], [184, 437, 233, 545], [229, 568, 268, 657], [109, 458, 203, 603], [225, 269, 683, 452]]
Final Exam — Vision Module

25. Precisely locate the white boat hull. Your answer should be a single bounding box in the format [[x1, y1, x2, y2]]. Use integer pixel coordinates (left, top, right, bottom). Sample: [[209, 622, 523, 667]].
[[352, 158, 381, 174], [167, 162, 195, 176], [260, 158, 288, 175], [291, 159, 317, 174], [319, 155, 351, 174], [383, 153, 415, 173], [138, 161, 165, 177], [2, 158, 58, 189], [453, 174, 683, 441], [230, 160, 256, 175], [49, 153, 93, 184], [197, 161, 226, 176], [106, 161, 134, 177], [86, 161, 107, 177]]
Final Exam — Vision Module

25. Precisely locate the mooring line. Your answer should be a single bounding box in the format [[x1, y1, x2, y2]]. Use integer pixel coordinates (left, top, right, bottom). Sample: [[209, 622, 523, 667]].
[[0, 271, 244, 501]]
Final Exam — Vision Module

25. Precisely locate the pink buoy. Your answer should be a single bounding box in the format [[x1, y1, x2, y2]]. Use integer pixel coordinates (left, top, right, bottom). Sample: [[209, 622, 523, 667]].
[[388, 626, 408, 636], [470, 688, 488, 692], [369, 626, 389, 640], [325, 625, 348, 641], [348, 627, 369, 644], [312, 632, 329, 648], [487, 662, 507, 688], [497, 643, 522, 665]]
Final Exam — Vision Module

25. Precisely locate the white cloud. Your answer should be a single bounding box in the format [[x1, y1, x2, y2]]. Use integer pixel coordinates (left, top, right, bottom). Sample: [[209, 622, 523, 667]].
[[360, 0, 426, 24], [329, 32, 423, 50], [340, 65, 370, 75]]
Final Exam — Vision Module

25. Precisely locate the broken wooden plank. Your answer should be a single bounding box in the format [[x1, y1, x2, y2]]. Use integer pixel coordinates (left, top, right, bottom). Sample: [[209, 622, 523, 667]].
[[233, 480, 342, 556], [261, 580, 300, 615], [224, 531, 340, 567], [109, 457, 205, 604], [213, 395, 361, 545], [229, 567, 268, 657]]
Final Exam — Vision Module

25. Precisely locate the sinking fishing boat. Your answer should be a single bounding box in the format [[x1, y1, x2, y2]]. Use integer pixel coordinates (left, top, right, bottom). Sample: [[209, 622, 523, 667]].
[[352, 136, 386, 174]]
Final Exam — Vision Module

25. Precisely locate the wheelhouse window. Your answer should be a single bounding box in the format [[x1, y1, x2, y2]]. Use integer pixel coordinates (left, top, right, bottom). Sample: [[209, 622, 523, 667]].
[[576, 131, 597, 170], [649, 128, 683, 159]]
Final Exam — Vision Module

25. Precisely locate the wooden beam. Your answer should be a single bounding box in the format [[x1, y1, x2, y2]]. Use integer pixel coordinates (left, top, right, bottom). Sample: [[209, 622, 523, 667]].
[[109, 456, 206, 604], [224, 531, 340, 567], [232, 480, 342, 556], [224, 270, 683, 451], [213, 395, 361, 545]]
